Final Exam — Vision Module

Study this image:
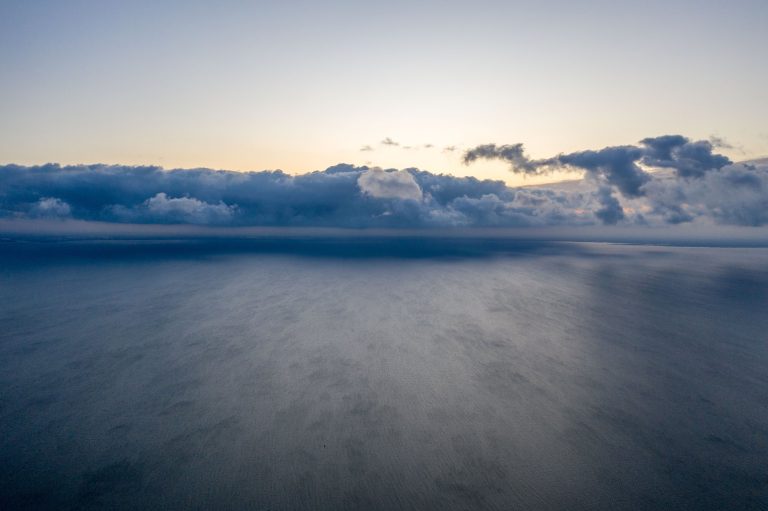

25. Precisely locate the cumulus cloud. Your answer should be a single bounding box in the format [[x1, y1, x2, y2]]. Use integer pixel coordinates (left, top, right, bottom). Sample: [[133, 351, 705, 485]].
[[593, 186, 625, 225], [0, 162, 591, 228], [463, 135, 732, 183], [462, 142, 652, 201], [644, 164, 768, 226], [111, 193, 236, 224], [358, 169, 423, 201], [30, 197, 72, 218], [639, 135, 731, 178], [462, 134, 743, 224], [554, 146, 649, 197], [0, 138, 766, 229], [0, 164, 528, 227]]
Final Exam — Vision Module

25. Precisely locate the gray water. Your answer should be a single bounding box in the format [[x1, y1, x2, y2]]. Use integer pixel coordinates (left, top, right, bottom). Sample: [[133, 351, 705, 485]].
[[1, 239, 767, 510]]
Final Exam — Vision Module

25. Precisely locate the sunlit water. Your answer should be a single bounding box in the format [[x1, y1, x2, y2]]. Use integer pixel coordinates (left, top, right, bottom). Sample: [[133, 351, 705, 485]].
[[1, 239, 767, 510]]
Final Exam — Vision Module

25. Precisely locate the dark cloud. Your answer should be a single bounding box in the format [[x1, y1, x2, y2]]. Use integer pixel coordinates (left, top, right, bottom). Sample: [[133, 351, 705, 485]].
[[462, 134, 747, 224], [553, 146, 649, 197], [640, 135, 731, 178], [593, 186, 625, 225], [464, 134, 732, 183], [1, 136, 764, 229], [381, 137, 399, 146], [461, 142, 650, 198], [0, 163, 586, 228], [360, 145, 374, 152], [462, 143, 539, 174]]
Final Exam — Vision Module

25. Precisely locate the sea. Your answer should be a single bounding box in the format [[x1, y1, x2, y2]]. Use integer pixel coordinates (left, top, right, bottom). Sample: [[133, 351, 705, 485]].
[[1, 236, 767, 510]]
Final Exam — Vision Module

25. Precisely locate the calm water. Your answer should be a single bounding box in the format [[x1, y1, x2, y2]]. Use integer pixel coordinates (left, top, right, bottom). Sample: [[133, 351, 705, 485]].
[[1, 239, 767, 510]]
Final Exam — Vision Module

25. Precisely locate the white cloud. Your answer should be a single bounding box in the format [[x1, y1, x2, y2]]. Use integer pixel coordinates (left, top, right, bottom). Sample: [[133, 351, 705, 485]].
[[358, 169, 423, 201], [31, 197, 71, 218]]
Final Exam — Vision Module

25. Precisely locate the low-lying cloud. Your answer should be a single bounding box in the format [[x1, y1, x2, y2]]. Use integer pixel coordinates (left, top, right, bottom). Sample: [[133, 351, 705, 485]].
[[1, 135, 766, 228], [0, 162, 591, 228], [461, 135, 764, 225], [358, 168, 423, 201]]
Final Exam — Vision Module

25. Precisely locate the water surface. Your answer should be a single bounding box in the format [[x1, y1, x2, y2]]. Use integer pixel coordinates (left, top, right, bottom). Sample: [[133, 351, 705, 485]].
[[1, 239, 767, 510]]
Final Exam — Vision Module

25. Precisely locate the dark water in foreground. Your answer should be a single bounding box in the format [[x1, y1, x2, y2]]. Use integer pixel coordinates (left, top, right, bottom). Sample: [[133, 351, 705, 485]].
[[1, 239, 767, 510]]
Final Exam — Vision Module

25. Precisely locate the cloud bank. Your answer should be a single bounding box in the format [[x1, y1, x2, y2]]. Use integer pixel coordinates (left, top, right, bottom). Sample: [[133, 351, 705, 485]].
[[1, 135, 766, 229], [462, 135, 768, 226], [0, 162, 595, 228]]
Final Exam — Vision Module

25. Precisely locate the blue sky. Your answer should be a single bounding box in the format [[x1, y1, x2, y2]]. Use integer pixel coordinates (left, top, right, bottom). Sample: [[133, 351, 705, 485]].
[[1, 0, 767, 184]]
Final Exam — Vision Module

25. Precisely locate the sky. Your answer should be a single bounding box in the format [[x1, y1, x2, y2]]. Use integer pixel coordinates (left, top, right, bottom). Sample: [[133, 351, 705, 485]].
[[1, 0, 767, 186]]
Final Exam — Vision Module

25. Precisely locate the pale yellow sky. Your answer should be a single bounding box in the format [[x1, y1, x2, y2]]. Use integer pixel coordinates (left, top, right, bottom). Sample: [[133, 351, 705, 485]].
[[1, 1, 766, 186]]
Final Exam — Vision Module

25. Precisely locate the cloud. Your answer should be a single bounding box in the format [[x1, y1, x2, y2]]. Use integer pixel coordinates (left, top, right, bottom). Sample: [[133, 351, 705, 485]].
[[639, 135, 731, 178], [357, 168, 423, 201], [363, 140, 435, 151], [462, 143, 540, 173], [111, 193, 236, 224], [593, 186, 625, 225], [0, 162, 589, 228], [464, 134, 732, 183], [644, 164, 768, 226], [553, 146, 649, 197], [30, 197, 72, 218], [0, 137, 765, 229], [708, 136, 734, 150], [462, 134, 742, 224]]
